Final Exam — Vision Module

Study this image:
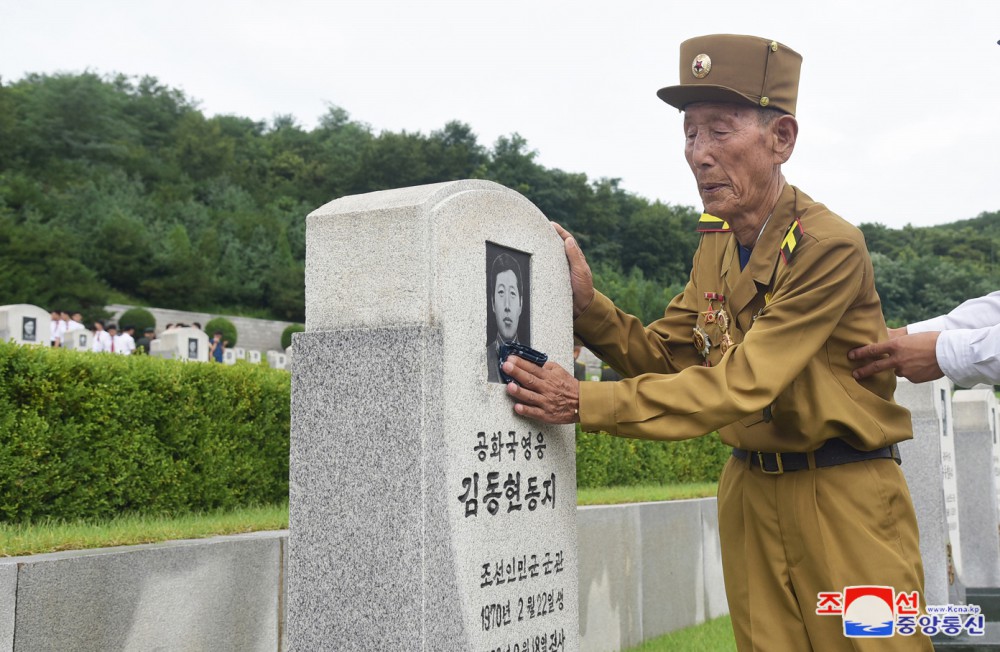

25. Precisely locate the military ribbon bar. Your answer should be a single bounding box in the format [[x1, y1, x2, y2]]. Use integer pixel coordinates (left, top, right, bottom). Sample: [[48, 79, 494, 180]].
[[780, 218, 805, 265], [696, 213, 732, 232]]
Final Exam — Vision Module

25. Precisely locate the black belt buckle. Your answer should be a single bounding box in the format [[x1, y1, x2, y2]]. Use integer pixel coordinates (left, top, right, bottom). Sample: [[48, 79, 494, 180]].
[[498, 341, 548, 385]]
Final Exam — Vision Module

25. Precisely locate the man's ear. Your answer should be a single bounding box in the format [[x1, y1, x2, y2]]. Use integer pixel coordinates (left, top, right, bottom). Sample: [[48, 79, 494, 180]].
[[773, 115, 798, 164]]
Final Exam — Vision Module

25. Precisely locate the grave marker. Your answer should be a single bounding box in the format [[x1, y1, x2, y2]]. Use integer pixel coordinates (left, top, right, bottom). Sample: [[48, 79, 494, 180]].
[[0, 304, 51, 346], [290, 180, 578, 650], [896, 377, 965, 605]]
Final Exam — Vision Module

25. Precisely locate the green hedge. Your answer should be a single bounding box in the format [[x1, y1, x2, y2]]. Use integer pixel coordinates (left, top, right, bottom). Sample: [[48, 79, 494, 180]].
[[576, 426, 729, 488], [281, 324, 304, 350], [0, 341, 289, 524], [205, 317, 238, 347], [118, 307, 156, 333]]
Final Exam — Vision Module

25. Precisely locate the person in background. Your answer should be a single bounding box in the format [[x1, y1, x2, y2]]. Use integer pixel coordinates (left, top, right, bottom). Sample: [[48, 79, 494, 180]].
[[192, 322, 202, 331], [49, 310, 65, 347], [135, 327, 155, 354], [92, 320, 112, 353], [67, 312, 86, 332], [850, 290, 1000, 387], [209, 330, 225, 362], [105, 323, 121, 354], [118, 325, 137, 355]]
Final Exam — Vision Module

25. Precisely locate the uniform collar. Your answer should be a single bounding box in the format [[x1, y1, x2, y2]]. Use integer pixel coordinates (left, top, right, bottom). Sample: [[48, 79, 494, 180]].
[[722, 183, 799, 317]]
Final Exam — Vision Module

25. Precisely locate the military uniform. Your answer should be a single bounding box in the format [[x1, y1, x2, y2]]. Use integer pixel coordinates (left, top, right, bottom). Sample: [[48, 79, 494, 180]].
[[571, 34, 930, 651]]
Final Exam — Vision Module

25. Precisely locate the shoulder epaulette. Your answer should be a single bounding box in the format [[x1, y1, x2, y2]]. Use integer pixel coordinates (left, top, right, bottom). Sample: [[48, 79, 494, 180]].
[[780, 218, 805, 264], [696, 213, 731, 233]]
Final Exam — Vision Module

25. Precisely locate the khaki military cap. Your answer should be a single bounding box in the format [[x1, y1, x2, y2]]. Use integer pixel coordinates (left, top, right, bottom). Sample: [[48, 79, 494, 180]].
[[657, 34, 802, 115]]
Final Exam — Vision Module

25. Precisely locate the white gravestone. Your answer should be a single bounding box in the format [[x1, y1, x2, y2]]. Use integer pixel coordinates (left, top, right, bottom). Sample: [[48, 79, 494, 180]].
[[233, 347, 246, 361], [266, 350, 287, 370], [247, 350, 261, 364], [150, 328, 209, 362], [896, 377, 965, 605], [223, 349, 236, 365], [61, 329, 92, 351], [0, 304, 51, 346], [290, 180, 578, 650], [952, 389, 1000, 587]]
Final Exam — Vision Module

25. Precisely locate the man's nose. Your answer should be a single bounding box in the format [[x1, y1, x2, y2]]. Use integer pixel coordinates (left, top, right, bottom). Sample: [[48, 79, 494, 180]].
[[689, 133, 714, 167]]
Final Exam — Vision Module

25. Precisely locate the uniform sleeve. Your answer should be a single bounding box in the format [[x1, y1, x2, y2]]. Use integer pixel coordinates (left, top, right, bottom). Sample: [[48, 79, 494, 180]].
[[579, 236, 864, 440], [573, 247, 704, 378], [908, 291, 1000, 333], [936, 323, 1000, 388]]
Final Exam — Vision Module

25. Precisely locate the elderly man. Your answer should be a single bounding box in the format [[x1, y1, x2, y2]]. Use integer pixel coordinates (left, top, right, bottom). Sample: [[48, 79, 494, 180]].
[[502, 35, 929, 651]]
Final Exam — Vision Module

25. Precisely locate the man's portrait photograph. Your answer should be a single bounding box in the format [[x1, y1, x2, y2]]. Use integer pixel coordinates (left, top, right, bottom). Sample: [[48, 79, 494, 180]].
[[188, 338, 198, 360], [486, 242, 531, 383]]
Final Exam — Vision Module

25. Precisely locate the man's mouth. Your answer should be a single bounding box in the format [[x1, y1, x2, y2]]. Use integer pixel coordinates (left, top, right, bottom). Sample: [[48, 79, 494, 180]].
[[700, 182, 727, 194], [503, 318, 513, 327]]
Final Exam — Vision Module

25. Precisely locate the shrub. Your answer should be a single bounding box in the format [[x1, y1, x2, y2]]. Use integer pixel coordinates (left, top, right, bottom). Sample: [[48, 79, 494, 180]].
[[576, 425, 729, 488], [281, 323, 304, 350], [0, 341, 289, 524], [205, 317, 238, 347], [118, 307, 156, 332]]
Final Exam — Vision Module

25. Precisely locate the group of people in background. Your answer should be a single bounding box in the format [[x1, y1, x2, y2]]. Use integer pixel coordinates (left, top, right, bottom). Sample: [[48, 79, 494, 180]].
[[49, 311, 228, 361]]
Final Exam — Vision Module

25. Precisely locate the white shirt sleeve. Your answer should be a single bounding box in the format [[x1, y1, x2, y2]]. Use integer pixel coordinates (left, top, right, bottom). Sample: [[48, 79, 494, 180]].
[[907, 291, 1000, 333], [935, 323, 1000, 388]]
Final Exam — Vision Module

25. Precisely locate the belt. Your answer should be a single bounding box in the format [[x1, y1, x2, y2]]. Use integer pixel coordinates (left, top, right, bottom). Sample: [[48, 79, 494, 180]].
[[732, 438, 901, 474]]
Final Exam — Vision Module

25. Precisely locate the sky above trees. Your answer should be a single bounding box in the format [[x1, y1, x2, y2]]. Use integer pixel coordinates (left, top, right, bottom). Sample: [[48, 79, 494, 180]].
[[3, 0, 998, 229]]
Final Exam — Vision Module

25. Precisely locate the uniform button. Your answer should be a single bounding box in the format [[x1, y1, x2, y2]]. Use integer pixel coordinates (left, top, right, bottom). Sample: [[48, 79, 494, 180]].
[[770, 41, 778, 52], [760, 97, 770, 107]]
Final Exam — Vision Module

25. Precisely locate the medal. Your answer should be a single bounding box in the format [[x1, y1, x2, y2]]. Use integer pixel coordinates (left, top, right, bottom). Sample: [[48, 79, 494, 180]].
[[720, 333, 733, 354], [692, 326, 711, 358], [716, 309, 729, 332]]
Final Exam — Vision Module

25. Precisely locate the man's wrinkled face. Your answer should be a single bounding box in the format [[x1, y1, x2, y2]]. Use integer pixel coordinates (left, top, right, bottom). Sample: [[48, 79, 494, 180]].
[[683, 103, 777, 222], [492, 269, 522, 342]]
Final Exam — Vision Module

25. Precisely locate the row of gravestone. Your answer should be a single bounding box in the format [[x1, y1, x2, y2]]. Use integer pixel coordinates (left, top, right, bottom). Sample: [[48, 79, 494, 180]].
[[0, 304, 291, 370], [896, 378, 1000, 607]]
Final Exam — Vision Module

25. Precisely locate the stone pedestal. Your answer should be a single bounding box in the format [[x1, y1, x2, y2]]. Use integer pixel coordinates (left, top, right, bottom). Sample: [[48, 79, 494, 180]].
[[953, 389, 1000, 587], [896, 377, 965, 605], [289, 180, 578, 650]]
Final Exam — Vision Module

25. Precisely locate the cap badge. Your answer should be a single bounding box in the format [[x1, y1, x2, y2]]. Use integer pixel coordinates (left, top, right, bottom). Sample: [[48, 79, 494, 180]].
[[691, 54, 712, 79]]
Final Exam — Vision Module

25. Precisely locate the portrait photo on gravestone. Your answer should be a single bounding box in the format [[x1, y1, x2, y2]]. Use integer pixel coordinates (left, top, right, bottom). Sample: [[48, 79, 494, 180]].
[[188, 338, 198, 360], [486, 242, 532, 383], [22, 316, 36, 342]]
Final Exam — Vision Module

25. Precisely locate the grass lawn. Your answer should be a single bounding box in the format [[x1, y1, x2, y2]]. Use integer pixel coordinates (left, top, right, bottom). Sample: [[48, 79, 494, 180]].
[[1, 483, 717, 557], [624, 616, 736, 651], [0, 502, 289, 557]]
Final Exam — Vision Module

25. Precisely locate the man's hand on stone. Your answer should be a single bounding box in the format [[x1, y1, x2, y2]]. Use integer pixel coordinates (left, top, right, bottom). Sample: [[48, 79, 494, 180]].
[[551, 222, 595, 318], [849, 331, 944, 383], [503, 355, 580, 424]]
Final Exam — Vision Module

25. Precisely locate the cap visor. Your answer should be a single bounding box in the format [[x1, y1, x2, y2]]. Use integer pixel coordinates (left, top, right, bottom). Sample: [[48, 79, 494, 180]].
[[656, 84, 758, 111]]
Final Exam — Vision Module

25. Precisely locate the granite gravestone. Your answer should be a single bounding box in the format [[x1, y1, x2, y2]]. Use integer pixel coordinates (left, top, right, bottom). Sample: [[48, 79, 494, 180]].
[[61, 329, 93, 351], [896, 377, 965, 605], [223, 349, 236, 365], [266, 350, 287, 370], [952, 389, 1000, 588], [290, 180, 578, 651], [233, 347, 246, 361], [247, 350, 262, 364], [150, 327, 209, 363], [0, 304, 51, 346]]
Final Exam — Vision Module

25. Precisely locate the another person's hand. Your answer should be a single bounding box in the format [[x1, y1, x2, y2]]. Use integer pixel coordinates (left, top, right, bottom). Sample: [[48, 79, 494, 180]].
[[502, 355, 580, 424], [848, 331, 944, 383], [551, 222, 595, 318], [886, 326, 907, 340]]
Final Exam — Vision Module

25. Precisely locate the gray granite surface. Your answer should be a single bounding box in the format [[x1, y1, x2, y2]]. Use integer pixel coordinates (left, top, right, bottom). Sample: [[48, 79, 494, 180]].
[[292, 180, 578, 650], [897, 377, 966, 605], [8, 533, 282, 652], [953, 389, 1000, 587]]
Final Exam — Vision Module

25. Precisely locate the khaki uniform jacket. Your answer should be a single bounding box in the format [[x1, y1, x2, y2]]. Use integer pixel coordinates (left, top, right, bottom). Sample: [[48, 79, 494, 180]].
[[576, 183, 912, 453]]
